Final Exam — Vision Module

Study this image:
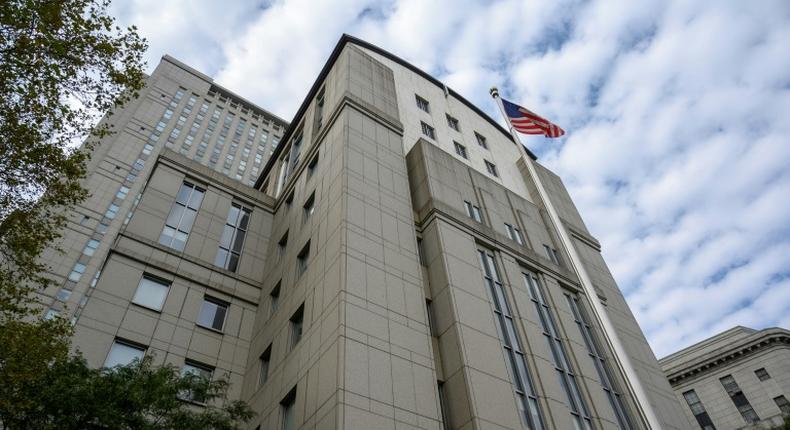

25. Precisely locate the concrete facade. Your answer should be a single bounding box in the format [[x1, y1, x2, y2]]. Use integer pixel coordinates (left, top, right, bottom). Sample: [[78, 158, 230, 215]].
[[660, 327, 790, 430], [37, 35, 690, 429]]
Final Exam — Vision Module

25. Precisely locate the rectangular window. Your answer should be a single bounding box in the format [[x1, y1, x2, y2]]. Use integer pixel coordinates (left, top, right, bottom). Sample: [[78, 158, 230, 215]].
[[421, 121, 435, 140], [296, 240, 311, 278], [196, 296, 228, 331], [566, 295, 633, 430], [303, 191, 315, 224], [478, 249, 544, 429], [454, 141, 467, 159], [116, 186, 130, 199], [475, 132, 488, 149], [68, 262, 87, 282], [775, 395, 790, 415], [464, 200, 482, 222], [438, 381, 451, 430], [484, 160, 499, 177], [180, 361, 213, 403], [289, 304, 305, 350], [159, 181, 205, 251], [82, 239, 100, 256], [278, 230, 289, 261], [270, 281, 281, 315], [215, 203, 251, 273], [132, 276, 170, 311], [755, 368, 770, 381], [720, 375, 760, 424], [683, 390, 717, 430], [524, 271, 592, 429], [104, 340, 145, 368], [307, 152, 319, 178], [105, 203, 120, 219], [281, 387, 297, 430], [446, 114, 460, 131], [544, 244, 562, 265], [415, 95, 430, 113], [426, 299, 437, 336], [259, 345, 272, 386], [314, 87, 325, 130], [505, 223, 525, 246]]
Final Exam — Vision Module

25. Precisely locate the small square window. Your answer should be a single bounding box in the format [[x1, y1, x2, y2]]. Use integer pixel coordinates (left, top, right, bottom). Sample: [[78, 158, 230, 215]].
[[259, 345, 272, 386], [775, 395, 790, 415], [296, 240, 311, 278], [475, 132, 488, 149], [196, 296, 228, 331], [755, 368, 771, 381], [453, 141, 467, 159], [464, 200, 482, 222], [421, 122, 435, 140], [82, 239, 100, 256], [415, 95, 430, 113], [446, 114, 460, 131], [132, 276, 170, 311], [484, 160, 498, 177], [289, 304, 305, 349], [104, 340, 145, 368], [68, 262, 87, 282]]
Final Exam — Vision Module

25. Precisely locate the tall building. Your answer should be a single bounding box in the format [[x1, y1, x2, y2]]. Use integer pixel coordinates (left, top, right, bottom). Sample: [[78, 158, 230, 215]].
[[38, 35, 690, 429], [660, 326, 790, 429]]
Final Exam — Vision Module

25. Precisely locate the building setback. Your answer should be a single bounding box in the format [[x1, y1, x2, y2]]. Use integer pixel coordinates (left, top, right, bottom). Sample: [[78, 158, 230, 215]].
[[660, 326, 790, 430], [37, 34, 691, 429]]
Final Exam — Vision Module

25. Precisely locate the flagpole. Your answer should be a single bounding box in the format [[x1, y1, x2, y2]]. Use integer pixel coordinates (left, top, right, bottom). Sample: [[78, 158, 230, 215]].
[[490, 87, 663, 430]]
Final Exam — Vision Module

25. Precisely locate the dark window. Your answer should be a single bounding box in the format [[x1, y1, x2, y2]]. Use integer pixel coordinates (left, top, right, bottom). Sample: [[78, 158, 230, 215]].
[[755, 368, 770, 381], [197, 296, 228, 331], [314, 87, 325, 130], [683, 390, 717, 430], [438, 381, 451, 430], [475, 132, 488, 149], [775, 395, 790, 415], [415, 95, 430, 113], [454, 141, 467, 159], [259, 345, 272, 386], [296, 240, 311, 277], [160, 181, 205, 251], [303, 191, 316, 224], [289, 304, 305, 349], [484, 160, 498, 177], [284, 190, 294, 207], [720, 375, 760, 424], [426, 299, 437, 336], [270, 281, 281, 315], [446, 114, 460, 131], [421, 122, 436, 140], [281, 386, 297, 430], [215, 203, 251, 272], [278, 230, 289, 261], [307, 152, 319, 178]]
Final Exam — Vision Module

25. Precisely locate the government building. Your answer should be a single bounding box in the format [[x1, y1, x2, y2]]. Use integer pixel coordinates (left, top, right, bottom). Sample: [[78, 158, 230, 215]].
[[660, 326, 790, 429], [37, 35, 691, 429]]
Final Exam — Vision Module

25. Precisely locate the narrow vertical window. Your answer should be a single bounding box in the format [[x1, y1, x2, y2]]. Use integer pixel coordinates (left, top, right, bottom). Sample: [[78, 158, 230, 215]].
[[683, 390, 717, 430], [720, 375, 760, 424], [505, 223, 524, 246], [259, 345, 272, 386], [307, 152, 319, 179], [281, 387, 297, 430], [289, 303, 305, 350], [485, 160, 499, 177], [314, 87, 325, 130], [160, 181, 205, 251], [464, 200, 482, 222], [302, 191, 316, 224], [566, 295, 633, 430], [475, 132, 488, 149], [296, 240, 311, 278], [277, 230, 289, 262], [543, 244, 562, 265], [438, 381, 451, 430], [478, 249, 544, 429], [446, 114, 460, 131], [454, 141, 467, 159], [415, 94, 430, 112], [270, 281, 281, 315], [215, 203, 251, 272], [421, 121, 436, 139], [524, 272, 592, 429]]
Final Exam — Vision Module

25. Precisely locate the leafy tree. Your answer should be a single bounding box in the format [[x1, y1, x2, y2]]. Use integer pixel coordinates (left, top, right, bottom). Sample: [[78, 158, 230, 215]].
[[0, 2, 255, 429], [0, 0, 146, 318]]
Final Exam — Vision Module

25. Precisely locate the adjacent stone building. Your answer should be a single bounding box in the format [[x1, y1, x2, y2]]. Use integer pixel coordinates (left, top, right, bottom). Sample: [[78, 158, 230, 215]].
[[38, 34, 690, 429], [660, 326, 790, 429]]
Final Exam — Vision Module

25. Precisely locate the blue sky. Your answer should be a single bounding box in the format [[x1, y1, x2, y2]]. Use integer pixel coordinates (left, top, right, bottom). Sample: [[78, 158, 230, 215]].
[[113, 0, 790, 357]]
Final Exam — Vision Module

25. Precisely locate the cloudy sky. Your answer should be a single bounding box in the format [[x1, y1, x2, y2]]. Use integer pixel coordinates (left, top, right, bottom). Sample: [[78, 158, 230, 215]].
[[113, 0, 790, 358]]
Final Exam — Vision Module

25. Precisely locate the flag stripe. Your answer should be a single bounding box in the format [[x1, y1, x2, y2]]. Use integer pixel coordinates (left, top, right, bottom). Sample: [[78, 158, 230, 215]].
[[501, 97, 565, 138]]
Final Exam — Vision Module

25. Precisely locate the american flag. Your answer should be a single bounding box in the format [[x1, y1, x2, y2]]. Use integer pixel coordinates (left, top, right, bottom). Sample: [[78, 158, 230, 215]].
[[502, 98, 565, 138]]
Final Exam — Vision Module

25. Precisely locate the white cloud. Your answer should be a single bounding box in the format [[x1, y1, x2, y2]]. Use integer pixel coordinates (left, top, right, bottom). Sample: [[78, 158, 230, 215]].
[[115, 0, 790, 358]]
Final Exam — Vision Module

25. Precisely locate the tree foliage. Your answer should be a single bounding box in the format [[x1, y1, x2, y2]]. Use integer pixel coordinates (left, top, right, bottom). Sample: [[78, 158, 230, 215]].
[[0, 0, 146, 318]]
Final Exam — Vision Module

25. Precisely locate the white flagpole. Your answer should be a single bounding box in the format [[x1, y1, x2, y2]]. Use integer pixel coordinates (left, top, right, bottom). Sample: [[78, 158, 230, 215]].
[[490, 87, 663, 430]]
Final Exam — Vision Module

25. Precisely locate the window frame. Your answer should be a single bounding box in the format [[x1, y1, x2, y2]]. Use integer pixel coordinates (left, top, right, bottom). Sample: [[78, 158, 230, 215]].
[[104, 339, 146, 368], [415, 94, 430, 113], [196, 295, 229, 332], [453, 141, 467, 159], [131, 275, 171, 311]]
